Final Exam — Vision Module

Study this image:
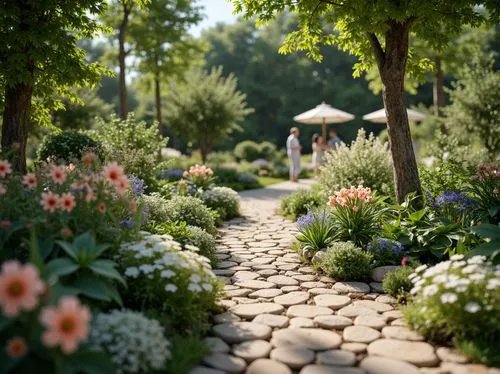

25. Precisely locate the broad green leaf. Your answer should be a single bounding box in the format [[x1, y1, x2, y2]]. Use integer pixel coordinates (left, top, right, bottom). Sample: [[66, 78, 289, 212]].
[[65, 349, 116, 374], [408, 210, 426, 223], [470, 224, 500, 239], [55, 240, 79, 262], [88, 259, 126, 286], [46, 258, 80, 278], [71, 276, 113, 303]]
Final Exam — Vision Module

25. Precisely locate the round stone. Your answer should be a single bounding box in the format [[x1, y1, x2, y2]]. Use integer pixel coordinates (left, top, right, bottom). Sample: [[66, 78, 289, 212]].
[[257, 269, 279, 277], [230, 302, 284, 319], [316, 350, 356, 366], [218, 261, 238, 269], [252, 314, 290, 328], [203, 353, 247, 373], [232, 340, 272, 361], [354, 314, 388, 330], [246, 359, 292, 374], [314, 315, 353, 329], [370, 282, 384, 293], [249, 289, 283, 298], [338, 304, 379, 318], [205, 337, 230, 353], [213, 312, 241, 324], [371, 266, 401, 282], [436, 347, 470, 364], [301, 281, 326, 289], [353, 300, 393, 313], [382, 310, 404, 321], [251, 257, 275, 264], [225, 288, 253, 298], [271, 347, 315, 369], [268, 275, 299, 286], [212, 322, 272, 344], [390, 319, 406, 326], [376, 295, 397, 304], [381, 326, 424, 341], [281, 285, 301, 292], [271, 328, 342, 350], [341, 342, 367, 353], [234, 280, 276, 289], [232, 271, 259, 282], [360, 356, 419, 374], [367, 339, 439, 367], [308, 288, 339, 295], [189, 366, 226, 374], [313, 295, 351, 310], [287, 304, 333, 318], [274, 291, 310, 306], [293, 274, 316, 281], [300, 365, 365, 374], [333, 281, 370, 294], [289, 317, 315, 328], [344, 325, 381, 343]]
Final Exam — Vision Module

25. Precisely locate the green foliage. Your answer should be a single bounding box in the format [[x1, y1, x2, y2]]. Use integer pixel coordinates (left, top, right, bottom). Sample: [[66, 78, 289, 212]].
[[89, 113, 168, 187], [382, 266, 414, 301], [201, 187, 240, 221], [185, 226, 217, 266], [320, 129, 394, 197], [234, 140, 262, 162], [212, 168, 262, 191], [280, 188, 324, 220], [164, 67, 253, 161], [295, 211, 335, 260], [405, 256, 500, 366], [469, 224, 500, 264], [37, 131, 103, 163], [320, 242, 374, 281], [165, 335, 209, 374], [420, 160, 472, 198]]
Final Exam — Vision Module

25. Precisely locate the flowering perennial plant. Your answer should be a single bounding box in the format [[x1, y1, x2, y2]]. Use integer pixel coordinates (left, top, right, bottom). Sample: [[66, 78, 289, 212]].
[[405, 255, 500, 365], [426, 190, 479, 227], [88, 310, 171, 374], [471, 162, 500, 224], [367, 237, 405, 266], [296, 210, 335, 259], [118, 233, 220, 332], [201, 186, 240, 221], [182, 164, 215, 190]]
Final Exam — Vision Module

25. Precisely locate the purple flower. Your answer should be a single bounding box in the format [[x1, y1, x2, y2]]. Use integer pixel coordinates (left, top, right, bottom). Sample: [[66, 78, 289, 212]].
[[130, 176, 145, 196], [160, 168, 184, 181], [297, 210, 331, 231], [252, 159, 269, 166], [368, 237, 403, 255], [120, 219, 136, 228], [431, 191, 477, 212]]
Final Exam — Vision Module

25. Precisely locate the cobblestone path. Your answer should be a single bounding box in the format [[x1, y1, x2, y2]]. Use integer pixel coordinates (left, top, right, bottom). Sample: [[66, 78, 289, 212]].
[[192, 181, 498, 374]]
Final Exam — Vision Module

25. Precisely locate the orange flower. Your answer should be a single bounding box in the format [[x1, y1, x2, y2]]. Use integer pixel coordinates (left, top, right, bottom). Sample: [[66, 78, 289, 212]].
[[115, 175, 129, 195], [6, 336, 27, 358], [82, 153, 96, 168], [328, 196, 336, 207], [103, 162, 124, 185], [22, 173, 37, 189], [0, 160, 12, 178], [0, 260, 45, 317], [49, 165, 66, 185], [59, 193, 76, 213], [40, 191, 60, 213], [129, 200, 137, 213], [98, 202, 106, 214], [40, 296, 91, 354]]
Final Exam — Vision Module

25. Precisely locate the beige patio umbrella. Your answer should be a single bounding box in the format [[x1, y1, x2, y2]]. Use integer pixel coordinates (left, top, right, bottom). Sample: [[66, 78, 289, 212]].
[[362, 108, 426, 123], [293, 102, 355, 140]]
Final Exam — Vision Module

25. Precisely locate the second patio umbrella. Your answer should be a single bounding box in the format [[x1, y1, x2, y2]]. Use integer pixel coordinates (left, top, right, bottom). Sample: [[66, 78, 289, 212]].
[[293, 102, 355, 140], [362, 108, 426, 123]]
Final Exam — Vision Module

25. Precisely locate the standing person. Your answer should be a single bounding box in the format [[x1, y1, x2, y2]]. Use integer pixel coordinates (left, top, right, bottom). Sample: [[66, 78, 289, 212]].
[[312, 133, 326, 174], [327, 129, 342, 149], [286, 127, 301, 182]]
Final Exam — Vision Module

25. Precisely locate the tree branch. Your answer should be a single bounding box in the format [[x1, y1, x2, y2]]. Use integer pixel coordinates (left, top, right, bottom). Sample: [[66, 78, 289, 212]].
[[366, 32, 385, 67]]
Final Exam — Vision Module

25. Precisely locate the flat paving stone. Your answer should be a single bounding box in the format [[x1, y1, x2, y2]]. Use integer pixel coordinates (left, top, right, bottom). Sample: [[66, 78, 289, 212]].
[[367, 339, 439, 367], [212, 322, 272, 344], [314, 315, 353, 329], [268, 275, 299, 286], [337, 304, 379, 318], [232, 271, 259, 282], [301, 281, 327, 289], [230, 302, 284, 319], [270, 347, 315, 369], [436, 347, 470, 364], [225, 288, 253, 298], [300, 365, 365, 374], [315, 350, 356, 366], [308, 288, 339, 295], [287, 305, 333, 318], [271, 328, 342, 350], [203, 353, 247, 373], [274, 291, 310, 306], [281, 285, 301, 292], [353, 300, 393, 313], [256, 269, 278, 277], [252, 314, 290, 328], [381, 326, 424, 341], [218, 261, 238, 269], [376, 295, 397, 304], [189, 366, 226, 374], [313, 294, 351, 310], [289, 317, 315, 328], [354, 315, 388, 330], [292, 274, 316, 281], [234, 280, 276, 289], [232, 340, 272, 361], [298, 266, 315, 274], [246, 359, 292, 374], [369, 282, 384, 293], [248, 288, 283, 298], [213, 312, 241, 324], [382, 310, 403, 321], [341, 342, 367, 353], [360, 356, 419, 374], [343, 326, 381, 343], [205, 337, 230, 353], [333, 281, 371, 294]]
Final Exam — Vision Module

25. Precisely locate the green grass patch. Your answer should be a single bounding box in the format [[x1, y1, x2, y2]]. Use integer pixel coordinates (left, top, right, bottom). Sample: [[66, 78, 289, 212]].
[[257, 176, 287, 187]]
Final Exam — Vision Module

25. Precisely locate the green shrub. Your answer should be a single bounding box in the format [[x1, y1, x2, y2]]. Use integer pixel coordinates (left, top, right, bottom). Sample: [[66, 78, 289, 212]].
[[296, 210, 335, 260], [165, 335, 210, 374], [186, 225, 217, 264], [234, 140, 261, 161], [320, 242, 374, 280], [280, 187, 324, 220], [382, 266, 414, 301], [202, 187, 240, 221], [320, 128, 394, 196], [37, 130, 103, 163], [259, 141, 277, 160], [405, 255, 500, 366]]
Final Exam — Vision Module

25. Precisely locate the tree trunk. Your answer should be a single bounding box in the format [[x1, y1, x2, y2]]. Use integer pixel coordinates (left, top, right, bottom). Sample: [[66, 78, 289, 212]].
[[1, 83, 33, 173], [118, 3, 130, 120], [367, 21, 422, 204], [154, 69, 162, 134], [433, 57, 445, 116], [200, 146, 208, 164]]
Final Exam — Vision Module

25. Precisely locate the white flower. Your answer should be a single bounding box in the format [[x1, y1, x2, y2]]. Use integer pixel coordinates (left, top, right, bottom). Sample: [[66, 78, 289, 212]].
[[464, 302, 481, 313], [469, 273, 485, 281], [440, 293, 458, 304], [190, 273, 201, 283], [415, 265, 428, 273], [423, 284, 439, 297], [450, 254, 465, 261], [125, 267, 139, 278], [487, 279, 500, 289], [164, 284, 177, 292], [467, 256, 486, 265], [188, 283, 202, 292], [202, 283, 213, 291], [161, 270, 175, 278], [451, 261, 466, 269]]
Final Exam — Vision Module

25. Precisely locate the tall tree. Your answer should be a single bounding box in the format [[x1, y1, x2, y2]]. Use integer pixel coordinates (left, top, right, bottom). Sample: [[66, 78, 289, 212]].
[[130, 0, 204, 133], [231, 0, 497, 203], [0, 0, 107, 172], [164, 67, 253, 163]]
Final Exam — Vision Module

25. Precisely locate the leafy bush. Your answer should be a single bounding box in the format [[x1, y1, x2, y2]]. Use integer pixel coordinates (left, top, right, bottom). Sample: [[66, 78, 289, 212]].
[[159, 168, 184, 181], [37, 131, 103, 163], [185, 226, 217, 265], [118, 233, 221, 333], [320, 129, 394, 196], [280, 188, 324, 220], [89, 113, 168, 188], [212, 168, 262, 191], [367, 237, 405, 266], [328, 185, 386, 247], [382, 266, 414, 301], [405, 255, 500, 366], [202, 187, 240, 221], [259, 141, 278, 160], [320, 242, 373, 280], [234, 140, 261, 161], [165, 335, 209, 374], [296, 210, 335, 260], [470, 162, 500, 224], [88, 310, 171, 374]]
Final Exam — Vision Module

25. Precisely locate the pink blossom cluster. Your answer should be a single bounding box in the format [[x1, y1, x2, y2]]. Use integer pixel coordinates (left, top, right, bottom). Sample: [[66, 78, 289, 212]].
[[183, 164, 214, 178], [328, 185, 374, 208]]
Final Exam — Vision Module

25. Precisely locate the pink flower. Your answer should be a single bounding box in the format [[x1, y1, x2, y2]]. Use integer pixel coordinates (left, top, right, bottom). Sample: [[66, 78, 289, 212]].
[[115, 175, 129, 195], [85, 189, 96, 202], [40, 296, 91, 354], [6, 336, 27, 358], [328, 196, 336, 207], [352, 205, 359, 212], [0, 260, 45, 317], [103, 162, 124, 185], [82, 153, 96, 168], [40, 191, 60, 213], [182, 171, 189, 178], [59, 193, 76, 213], [0, 220, 12, 229], [22, 173, 37, 189], [0, 160, 12, 178], [98, 202, 106, 214], [401, 257, 408, 266], [49, 165, 66, 185]]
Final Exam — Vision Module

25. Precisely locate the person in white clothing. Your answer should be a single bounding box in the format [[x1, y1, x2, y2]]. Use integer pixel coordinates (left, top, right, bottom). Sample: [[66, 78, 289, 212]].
[[286, 127, 301, 182]]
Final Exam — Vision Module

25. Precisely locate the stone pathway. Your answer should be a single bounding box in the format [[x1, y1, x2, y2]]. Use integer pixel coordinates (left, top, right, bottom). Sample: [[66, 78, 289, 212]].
[[191, 181, 499, 374]]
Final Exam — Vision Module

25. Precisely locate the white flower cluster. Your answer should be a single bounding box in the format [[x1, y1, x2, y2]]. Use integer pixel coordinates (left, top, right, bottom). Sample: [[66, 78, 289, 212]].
[[88, 309, 171, 374], [120, 233, 217, 295], [410, 255, 500, 313]]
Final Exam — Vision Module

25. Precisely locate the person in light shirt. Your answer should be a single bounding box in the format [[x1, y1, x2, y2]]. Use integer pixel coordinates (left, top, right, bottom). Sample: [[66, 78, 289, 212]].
[[286, 127, 301, 182]]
